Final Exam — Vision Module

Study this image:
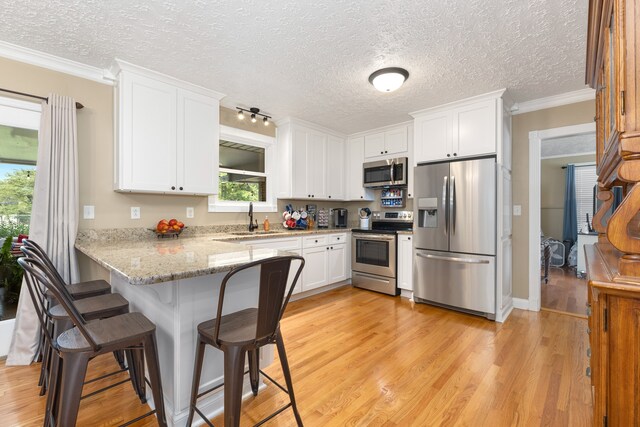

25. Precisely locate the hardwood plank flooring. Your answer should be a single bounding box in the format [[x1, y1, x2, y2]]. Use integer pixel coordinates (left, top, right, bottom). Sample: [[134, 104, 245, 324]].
[[0, 287, 592, 426], [541, 267, 588, 317]]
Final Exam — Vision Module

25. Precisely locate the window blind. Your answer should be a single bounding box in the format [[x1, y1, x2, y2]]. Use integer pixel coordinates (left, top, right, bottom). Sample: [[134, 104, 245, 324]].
[[574, 164, 598, 233]]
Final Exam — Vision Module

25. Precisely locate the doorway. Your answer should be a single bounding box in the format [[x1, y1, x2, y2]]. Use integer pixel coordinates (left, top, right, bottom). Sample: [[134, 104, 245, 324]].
[[0, 96, 40, 356], [528, 123, 595, 314]]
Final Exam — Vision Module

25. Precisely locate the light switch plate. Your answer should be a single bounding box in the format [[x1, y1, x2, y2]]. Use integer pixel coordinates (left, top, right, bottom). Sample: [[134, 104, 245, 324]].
[[513, 205, 522, 216], [186, 207, 194, 218], [83, 205, 95, 220], [131, 207, 141, 219]]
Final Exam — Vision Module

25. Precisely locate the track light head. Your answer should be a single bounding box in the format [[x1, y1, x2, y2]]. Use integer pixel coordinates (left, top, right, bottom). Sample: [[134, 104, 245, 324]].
[[237, 109, 245, 120], [251, 113, 257, 123], [263, 116, 269, 126]]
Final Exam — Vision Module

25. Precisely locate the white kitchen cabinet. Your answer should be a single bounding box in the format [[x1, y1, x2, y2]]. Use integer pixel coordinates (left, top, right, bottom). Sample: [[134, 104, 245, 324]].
[[301, 233, 348, 291], [113, 61, 223, 195], [302, 246, 329, 291], [364, 125, 409, 159], [345, 137, 374, 201], [326, 135, 345, 200], [411, 91, 507, 165], [276, 118, 346, 200], [397, 234, 413, 292], [328, 243, 347, 283]]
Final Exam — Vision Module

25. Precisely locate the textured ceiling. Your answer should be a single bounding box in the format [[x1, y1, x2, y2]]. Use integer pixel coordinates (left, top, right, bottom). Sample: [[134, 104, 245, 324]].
[[0, 0, 589, 134], [542, 133, 596, 158]]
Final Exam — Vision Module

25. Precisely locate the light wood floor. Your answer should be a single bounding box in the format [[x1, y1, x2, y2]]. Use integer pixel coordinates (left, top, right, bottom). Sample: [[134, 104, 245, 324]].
[[0, 286, 592, 426], [541, 267, 588, 317]]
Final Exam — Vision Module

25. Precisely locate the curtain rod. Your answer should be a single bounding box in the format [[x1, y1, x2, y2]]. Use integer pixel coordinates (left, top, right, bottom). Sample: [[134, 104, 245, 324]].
[[0, 88, 84, 109]]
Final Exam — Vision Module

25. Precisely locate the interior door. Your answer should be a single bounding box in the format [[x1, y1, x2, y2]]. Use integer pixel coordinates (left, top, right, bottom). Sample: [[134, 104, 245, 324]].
[[413, 162, 450, 252], [449, 157, 496, 255]]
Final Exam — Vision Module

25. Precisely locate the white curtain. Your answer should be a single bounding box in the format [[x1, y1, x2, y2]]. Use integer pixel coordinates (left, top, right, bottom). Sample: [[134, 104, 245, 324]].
[[6, 94, 80, 365]]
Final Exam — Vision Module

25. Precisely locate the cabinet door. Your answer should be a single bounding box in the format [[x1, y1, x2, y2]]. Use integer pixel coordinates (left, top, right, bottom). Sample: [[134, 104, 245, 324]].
[[328, 243, 347, 283], [326, 135, 345, 200], [385, 126, 408, 155], [302, 246, 328, 291], [346, 137, 374, 201], [291, 127, 309, 198], [364, 132, 386, 158], [453, 99, 496, 158], [120, 73, 177, 192], [414, 112, 451, 163], [397, 235, 413, 291], [176, 89, 219, 195], [307, 131, 327, 199]]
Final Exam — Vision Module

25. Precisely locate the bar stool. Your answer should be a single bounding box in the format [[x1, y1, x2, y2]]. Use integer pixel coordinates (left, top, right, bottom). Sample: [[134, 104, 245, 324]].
[[18, 256, 166, 427], [186, 255, 305, 427]]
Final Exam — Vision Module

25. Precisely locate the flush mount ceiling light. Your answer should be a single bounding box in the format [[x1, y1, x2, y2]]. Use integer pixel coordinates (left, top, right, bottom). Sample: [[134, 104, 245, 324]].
[[236, 107, 271, 126], [368, 67, 409, 93]]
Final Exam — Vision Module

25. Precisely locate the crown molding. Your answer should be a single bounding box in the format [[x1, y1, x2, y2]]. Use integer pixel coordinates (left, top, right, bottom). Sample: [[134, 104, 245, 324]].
[[0, 40, 113, 85], [409, 88, 507, 117], [348, 119, 413, 138], [512, 88, 595, 115], [274, 116, 347, 139]]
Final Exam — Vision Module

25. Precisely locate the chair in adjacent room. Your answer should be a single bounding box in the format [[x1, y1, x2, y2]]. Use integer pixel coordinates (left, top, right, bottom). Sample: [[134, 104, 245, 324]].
[[186, 255, 305, 427], [18, 256, 167, 427]]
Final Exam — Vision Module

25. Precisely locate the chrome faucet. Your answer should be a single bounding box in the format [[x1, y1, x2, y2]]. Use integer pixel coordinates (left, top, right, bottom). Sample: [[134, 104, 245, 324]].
[[248, 202, 259, 232]]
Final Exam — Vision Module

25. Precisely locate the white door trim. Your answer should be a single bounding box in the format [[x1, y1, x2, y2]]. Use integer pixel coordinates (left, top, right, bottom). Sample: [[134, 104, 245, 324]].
[[528, 122, 595, 311]]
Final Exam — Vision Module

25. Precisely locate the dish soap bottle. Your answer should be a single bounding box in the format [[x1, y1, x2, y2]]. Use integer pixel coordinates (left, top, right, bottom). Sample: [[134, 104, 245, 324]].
[[263, 216, 270, 232]]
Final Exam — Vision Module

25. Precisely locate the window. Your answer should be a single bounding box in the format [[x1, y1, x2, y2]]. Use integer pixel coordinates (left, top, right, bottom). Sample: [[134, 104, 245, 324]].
[[208, 125, 276, 212], [0, 97, 40, 324], [574, 164, 597, 233]]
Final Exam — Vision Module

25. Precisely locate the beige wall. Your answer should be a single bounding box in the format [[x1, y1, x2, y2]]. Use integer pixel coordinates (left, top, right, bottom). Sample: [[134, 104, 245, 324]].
[[511, 101, 594, 299], [0, 57, 279, 230], [540, 154, 595, 241]]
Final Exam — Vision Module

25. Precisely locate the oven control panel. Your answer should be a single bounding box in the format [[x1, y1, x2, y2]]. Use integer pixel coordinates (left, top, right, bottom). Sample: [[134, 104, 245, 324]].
[[372, 211, 413, 221]]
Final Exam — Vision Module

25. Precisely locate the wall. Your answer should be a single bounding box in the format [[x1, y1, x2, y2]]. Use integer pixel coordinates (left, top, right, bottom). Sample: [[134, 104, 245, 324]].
[[511, 100, 594, 300], [540, 154, 596, 240], [0, 57, 280, 230]]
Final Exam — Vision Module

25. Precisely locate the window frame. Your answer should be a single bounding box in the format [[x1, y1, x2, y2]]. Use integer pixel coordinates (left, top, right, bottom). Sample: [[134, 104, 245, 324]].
[[208, 125, 277, 213], [573, 162, 597, 234]]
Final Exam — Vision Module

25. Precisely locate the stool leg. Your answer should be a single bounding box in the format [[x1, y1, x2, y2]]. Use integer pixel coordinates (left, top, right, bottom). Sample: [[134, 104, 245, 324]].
[[125, 349, 146, 403], [56, 352, 90, 427], [186, 338, 206, 426], [143, 333, 168, 427], [44, 351, 61, 427], [223, 345, 246, 427], [114, 350, 126, 369], [275, 331, 303, 426], [248, 348, 260, 396]]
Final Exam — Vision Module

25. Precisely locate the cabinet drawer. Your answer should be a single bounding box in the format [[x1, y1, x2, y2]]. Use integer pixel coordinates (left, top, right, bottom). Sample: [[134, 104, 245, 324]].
[[303, 235, 329, 248], [329, 233, 347, 244]]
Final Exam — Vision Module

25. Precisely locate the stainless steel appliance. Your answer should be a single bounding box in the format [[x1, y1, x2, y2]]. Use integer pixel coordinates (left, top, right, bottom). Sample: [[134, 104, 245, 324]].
[[413, 156, 496, 319], [363, 157, 408, 188], [351, 210, 413, 296], [332, 208, 348, 228]]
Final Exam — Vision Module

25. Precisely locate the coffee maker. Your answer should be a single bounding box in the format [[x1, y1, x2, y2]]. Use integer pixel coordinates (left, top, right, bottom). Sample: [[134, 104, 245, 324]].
[[332, 208, 348, 228]]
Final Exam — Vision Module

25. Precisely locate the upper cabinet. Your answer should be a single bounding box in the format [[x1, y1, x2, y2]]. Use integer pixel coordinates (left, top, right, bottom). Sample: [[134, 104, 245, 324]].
[[411, 90, 511, 168], [345, 137, 375, 201], [364, 125, 409, 159], [276, 118, 346, 200], [112, 60, 224, 195]]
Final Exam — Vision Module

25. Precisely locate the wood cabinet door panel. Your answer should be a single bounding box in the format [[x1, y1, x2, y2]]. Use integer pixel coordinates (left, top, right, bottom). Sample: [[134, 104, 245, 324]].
[[415, 113, 450, 163], [453, 99, 496, 158], [291, 128, 309, 198], [328, 244, 347, 283], [397, 235, 413, 291], [385, 126, 408, 155], [364, 132, 386, 158], [302, 246, 328, 291], [326, 136, 345, 199]]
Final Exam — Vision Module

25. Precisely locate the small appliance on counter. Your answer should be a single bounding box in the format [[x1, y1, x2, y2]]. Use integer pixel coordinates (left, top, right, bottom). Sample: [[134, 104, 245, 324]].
[[359, 208, 371, 229], [317, 208, 329, 228], [332, 208, 348, 228]]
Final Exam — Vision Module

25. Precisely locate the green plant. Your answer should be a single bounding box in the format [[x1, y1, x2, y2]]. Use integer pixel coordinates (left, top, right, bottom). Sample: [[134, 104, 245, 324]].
[[0, 220, 29, 239], [0, 237, 23, 304]]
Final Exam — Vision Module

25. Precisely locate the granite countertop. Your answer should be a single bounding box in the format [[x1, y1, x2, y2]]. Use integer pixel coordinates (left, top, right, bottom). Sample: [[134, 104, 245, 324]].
[[75, 227, 353, 285]]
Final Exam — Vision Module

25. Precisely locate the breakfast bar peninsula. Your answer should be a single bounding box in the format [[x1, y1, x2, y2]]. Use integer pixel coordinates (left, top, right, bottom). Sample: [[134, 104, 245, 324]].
[[75, 232, 298, 426]]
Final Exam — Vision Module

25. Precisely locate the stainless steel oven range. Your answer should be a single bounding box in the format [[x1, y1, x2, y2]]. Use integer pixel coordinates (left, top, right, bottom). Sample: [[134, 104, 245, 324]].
[[351, 210, 413, 296]]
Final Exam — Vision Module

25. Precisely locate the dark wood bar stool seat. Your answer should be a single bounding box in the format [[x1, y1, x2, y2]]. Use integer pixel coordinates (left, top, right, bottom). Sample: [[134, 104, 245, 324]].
[[49, 293, 129, 320], [187, 255, 305, 427], [18, 256, 168, 427]]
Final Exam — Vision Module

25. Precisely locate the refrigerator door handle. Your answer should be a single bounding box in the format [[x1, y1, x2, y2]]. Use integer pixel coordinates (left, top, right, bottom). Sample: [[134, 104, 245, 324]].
[[416, 253, 490, 264], [442, 176, 448, 235], [450, 175, 456, 235]]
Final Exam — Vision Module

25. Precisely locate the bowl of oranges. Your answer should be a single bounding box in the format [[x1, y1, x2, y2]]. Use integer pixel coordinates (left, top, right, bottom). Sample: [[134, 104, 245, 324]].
[[151, 219, 185, 238]]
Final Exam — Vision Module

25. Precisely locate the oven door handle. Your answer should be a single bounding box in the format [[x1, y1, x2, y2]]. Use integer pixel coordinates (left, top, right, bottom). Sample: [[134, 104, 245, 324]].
[[352, 233, 396, 241]]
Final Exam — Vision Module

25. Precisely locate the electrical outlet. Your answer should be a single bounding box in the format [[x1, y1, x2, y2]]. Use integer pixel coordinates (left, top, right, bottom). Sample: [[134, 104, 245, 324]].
[[186, 207, 194, 218], [513, 205, 522, 216], [83, 205, 95, 220], [131, 207, 141, 219]]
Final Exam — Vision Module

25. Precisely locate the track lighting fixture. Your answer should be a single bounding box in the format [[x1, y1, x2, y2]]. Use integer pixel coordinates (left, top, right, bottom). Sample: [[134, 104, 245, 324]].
[[236, 107, 272, 126]]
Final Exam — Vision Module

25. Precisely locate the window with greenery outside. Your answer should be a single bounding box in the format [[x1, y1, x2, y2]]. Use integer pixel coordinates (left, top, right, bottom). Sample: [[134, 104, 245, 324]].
[[0, 124, 37, 318], [218, 140, 266, 202]]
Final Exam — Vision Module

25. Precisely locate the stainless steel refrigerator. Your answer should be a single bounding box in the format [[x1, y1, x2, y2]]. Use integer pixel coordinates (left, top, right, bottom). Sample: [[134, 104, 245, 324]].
[[413, 156, 496, 318]]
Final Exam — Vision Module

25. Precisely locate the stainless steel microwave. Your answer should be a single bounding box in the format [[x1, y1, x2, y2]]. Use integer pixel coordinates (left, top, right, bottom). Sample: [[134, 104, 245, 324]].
[[363, 157, 408, 188]]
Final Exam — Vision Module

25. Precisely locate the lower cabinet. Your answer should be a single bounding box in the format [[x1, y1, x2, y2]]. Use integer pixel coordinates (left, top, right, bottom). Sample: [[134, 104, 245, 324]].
[[397, 234, 413, 292], [302, 246, 329, 291]]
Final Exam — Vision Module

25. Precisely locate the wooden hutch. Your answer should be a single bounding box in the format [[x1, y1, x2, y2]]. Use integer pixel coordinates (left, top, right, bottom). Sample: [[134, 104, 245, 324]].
[[585, 0, 640, 425]]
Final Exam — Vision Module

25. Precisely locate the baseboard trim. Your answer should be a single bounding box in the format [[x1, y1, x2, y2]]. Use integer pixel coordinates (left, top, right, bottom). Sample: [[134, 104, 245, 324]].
[[512, 298, 530, 310]]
